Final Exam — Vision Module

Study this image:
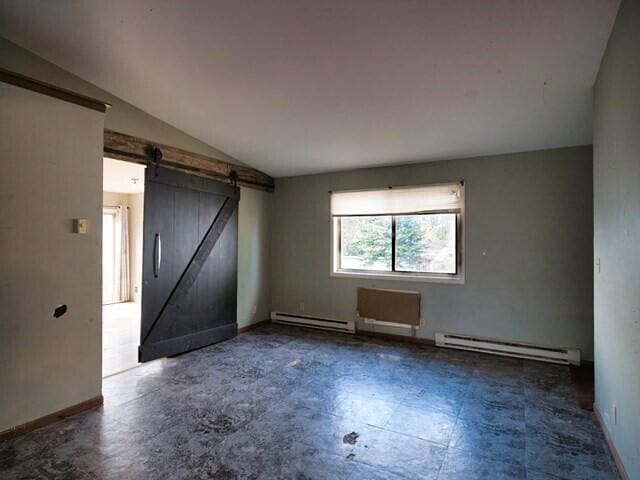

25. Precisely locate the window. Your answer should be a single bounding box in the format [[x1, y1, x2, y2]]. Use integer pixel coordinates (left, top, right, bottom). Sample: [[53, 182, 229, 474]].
[[331, 182, 464, 283], [340, 216, 392, 271]]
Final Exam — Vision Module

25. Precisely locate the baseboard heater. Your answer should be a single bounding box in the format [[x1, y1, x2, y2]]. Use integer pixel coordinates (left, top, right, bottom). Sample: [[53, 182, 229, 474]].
[[270, 312, 355, 334], [435, 332, 581, 365]]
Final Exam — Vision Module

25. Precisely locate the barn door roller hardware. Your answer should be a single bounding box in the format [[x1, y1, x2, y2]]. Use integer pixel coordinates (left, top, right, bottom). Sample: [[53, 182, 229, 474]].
[[104, 130, 274, 191], [229, 170, 239, 187], [146, 146, 163, 177]]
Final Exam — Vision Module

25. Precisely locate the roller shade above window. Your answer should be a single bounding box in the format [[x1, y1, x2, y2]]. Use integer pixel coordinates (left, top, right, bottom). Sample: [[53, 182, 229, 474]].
[[330, 182, 463, 216]]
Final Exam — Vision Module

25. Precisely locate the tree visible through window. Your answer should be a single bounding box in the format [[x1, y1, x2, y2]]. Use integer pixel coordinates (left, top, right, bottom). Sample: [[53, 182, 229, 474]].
[[339, 213, 457, 274], [340, 216, 392, 271], [396, 214, 456, 273]]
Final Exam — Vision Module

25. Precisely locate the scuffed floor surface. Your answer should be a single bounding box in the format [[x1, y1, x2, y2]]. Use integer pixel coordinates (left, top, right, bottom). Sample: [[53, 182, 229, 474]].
[[0, 324, 620, 479]]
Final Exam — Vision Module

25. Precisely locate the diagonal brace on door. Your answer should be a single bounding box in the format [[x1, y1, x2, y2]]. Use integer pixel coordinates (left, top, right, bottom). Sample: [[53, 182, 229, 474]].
[[141, 196, 238, 346]]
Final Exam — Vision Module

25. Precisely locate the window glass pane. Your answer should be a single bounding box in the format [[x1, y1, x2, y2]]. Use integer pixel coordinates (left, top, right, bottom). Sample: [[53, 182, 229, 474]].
[[395, 214, 456, 273], [340, 216, 392, 271]]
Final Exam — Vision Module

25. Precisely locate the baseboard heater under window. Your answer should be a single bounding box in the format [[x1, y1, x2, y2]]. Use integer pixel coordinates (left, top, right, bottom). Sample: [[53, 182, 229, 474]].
[[435, 332, 581, 365], [270, 312, 355, 334]]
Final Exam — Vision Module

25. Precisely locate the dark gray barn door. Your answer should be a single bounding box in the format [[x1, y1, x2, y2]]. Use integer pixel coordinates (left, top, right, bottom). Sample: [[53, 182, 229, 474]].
[[139, 167, 239, 362]]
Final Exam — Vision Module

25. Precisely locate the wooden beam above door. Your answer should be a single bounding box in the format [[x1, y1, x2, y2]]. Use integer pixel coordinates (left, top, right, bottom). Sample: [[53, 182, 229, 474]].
[[104, 129, 274, 192]]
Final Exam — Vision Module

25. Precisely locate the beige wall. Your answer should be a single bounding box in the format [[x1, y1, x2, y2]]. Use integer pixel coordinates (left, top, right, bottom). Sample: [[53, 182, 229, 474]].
[[0, 38, 236, 165], [0, 82, 104, 432], [593, 0, 640, 476], [102, 191, 144, 303], [271, 146, 595, 359], [129, 193, 145, 304], [238, 188, 272, 328], [0, 36, 272, 327], [0, 37, 272, 431]]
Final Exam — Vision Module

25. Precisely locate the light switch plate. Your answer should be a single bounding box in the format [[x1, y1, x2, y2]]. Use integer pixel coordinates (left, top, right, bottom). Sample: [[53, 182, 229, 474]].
[[73, 218, 88, 234]]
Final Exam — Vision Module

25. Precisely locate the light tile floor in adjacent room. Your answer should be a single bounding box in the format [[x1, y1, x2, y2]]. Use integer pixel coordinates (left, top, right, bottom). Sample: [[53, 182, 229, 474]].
[[102, 302, 140, 377], [0, 324, 621, 479]]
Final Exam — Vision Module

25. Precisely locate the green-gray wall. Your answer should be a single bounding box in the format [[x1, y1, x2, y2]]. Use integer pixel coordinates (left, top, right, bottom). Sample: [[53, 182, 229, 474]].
[[272, 146, 594, 359], [0, 36, 272, 331], [593, 0, 640, 477]]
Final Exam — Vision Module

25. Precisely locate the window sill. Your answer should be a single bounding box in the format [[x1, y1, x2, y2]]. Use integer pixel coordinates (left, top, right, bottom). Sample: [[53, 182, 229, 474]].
[[331, 270, 464, 284]]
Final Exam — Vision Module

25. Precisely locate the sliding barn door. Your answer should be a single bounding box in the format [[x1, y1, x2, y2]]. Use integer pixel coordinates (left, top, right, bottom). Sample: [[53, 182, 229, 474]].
[[139, 167, 239, 362]]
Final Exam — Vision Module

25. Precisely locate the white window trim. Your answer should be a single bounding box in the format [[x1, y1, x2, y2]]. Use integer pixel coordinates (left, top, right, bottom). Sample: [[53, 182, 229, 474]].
[[329, 182, 465, 285]]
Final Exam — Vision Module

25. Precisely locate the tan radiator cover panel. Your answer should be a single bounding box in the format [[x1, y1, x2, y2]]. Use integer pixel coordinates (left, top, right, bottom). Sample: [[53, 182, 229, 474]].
[[357, 287, 421, 326]]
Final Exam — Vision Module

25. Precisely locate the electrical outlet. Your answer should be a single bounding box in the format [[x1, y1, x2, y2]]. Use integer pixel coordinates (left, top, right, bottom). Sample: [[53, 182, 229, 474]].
[[613, 404, 617, 425], [595, 256, 601, 273], [299, 302, 305, 312], [251, 304, 257, 315]]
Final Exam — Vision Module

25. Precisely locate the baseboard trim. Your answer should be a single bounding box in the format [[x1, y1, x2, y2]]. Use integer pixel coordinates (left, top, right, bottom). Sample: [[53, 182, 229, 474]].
[[239, 319, 271, 334], [356, 329, 436, 347], [594, 403, 630, 480], [241, 318, 436, 347], [0, 395, 104, 442]]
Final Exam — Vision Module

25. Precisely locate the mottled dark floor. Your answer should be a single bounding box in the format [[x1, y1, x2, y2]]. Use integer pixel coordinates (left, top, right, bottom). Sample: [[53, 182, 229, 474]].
[[0, 324, 620, 480]]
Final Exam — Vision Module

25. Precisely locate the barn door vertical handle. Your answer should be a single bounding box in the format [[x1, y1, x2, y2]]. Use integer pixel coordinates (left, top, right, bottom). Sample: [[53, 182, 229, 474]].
[[154, 233, 162, 277]]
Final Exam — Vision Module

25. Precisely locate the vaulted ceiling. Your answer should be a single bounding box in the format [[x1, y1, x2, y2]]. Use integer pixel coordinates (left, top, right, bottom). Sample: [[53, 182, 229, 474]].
[[0, 0, 619, 177]]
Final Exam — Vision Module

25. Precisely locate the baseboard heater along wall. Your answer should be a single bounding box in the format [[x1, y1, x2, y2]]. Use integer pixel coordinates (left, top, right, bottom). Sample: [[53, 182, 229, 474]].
[[270, 312, 355, 334], [435, 332, 581, 365]]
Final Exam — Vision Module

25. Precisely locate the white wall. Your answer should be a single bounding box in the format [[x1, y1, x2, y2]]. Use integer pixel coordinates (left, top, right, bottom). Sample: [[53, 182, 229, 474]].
[[129, 193, 144, 303], [0, 82, 104, 432]]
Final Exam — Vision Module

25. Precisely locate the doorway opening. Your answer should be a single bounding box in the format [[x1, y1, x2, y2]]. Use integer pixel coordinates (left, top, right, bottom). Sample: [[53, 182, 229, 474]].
[[102, 157, 146, 377]]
